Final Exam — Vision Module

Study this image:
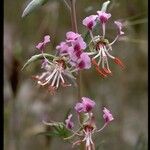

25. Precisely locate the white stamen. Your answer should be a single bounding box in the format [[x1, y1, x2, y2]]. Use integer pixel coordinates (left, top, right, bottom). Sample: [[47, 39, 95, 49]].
[[45, 69, 57, 80], [105, 56, 110, 70], [87, 51, 97, 56], [60, 73, 65, 83], [38, 70, 56, 86], [102, 58, 105, 68], [93, 49, 101, 59], [104, 48, 115, 59], [51, 71, 59, 86], [102, 48, 106, 57], [39, 72, 48, 80], [56, 74, 60, 88]]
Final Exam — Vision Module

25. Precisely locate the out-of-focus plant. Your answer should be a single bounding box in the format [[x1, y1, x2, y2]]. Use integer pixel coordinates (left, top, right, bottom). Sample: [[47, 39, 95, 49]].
[[21, 0, 125, 149]]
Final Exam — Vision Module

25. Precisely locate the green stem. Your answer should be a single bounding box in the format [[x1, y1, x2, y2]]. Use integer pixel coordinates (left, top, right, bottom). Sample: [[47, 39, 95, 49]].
[[70, 0, 81, 100], [70, 1, 84, 149]]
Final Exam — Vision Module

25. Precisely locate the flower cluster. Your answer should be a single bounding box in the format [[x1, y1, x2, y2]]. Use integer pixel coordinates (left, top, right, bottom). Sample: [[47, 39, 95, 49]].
[[56, 31, 91, 70], [33, 32, 91, 95], [82, 3, 125, 78], [64, 97, 114, 149]]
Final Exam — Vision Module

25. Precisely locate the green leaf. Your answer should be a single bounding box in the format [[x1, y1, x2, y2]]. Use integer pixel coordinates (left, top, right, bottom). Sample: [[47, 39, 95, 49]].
[[21, 53, 55, 71], [101, 0, 110, 12], [22, 0, 49, 18], [42, 121, 71, 138]]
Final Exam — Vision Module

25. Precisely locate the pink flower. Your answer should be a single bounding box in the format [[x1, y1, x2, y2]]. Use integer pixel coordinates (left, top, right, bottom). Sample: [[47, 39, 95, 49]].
[[103, 107, 114, 123], [97, 11, 111, 24], [66, 31, 81, 42], [77, 53, 91, 69], [56, 41, 69, 54], [72, 36, 87, 51], [114, 21, 124, 35], [82, 15, 98, 30], [75, 97, 95, 113], [36, 35, 50, 51], [65, 114, 74, 129]]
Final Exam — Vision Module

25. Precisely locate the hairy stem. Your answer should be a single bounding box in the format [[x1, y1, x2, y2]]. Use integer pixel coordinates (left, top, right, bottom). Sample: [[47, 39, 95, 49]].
[[70, 0, 84, 149]]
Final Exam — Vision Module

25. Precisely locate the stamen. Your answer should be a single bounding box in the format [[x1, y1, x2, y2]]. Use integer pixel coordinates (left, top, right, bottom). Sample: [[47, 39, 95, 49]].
[[92, 59, 107, 78], [60, 73, 65, 83], [102, 67, 112, 75], [51, 71, 59, 87], [87, 52, 97, 56], [95, 67, 107, 78], [104, 47, 115, 59], [39, 70, 56, 86], [114, 57, 125, 69], [48, 85, 56, 95], [93, 52, 101, 60], [39, 72, 48, 80], [97, 56, 101, 66], [45, 69, 57, 80], [56, 74, 60, 88]]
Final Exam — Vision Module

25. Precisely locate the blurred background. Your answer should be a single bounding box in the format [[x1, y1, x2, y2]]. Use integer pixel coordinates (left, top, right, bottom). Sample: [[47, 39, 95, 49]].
[[4, 0, 148, 150]]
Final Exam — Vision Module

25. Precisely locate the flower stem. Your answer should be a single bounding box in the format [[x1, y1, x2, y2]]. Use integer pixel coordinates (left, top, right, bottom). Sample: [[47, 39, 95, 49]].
[[70, 1, 84, 149]]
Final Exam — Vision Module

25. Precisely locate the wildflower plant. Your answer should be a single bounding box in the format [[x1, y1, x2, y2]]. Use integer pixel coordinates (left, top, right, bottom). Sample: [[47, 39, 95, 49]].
[[22, 0, 125, 149]]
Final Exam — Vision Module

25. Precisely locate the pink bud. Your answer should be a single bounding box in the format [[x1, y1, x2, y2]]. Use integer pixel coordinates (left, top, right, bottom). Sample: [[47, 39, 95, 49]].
[[103, 107, 114, 123], [36, 35, 50, 51], [65, 114, 74, 129], [114, 21, 124, 35]]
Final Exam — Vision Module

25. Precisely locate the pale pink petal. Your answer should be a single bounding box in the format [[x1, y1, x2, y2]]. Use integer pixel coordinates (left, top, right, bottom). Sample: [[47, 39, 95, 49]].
[[97, 11, 111, 23], [103, 107, 114, 123], [82, 97, 95, 112], [74, 103, 85, 113], [114, 21, 124, 35], [66, 31, 81, 42], [82, 15, 98, 30], [77, 53, 91, 69], [44, 35, 51, 44], [36, 42, 44, 50], [65, 114, 74, 129]]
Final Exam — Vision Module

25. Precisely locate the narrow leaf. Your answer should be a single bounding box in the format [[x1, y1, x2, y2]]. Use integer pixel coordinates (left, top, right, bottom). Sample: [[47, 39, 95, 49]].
[[22, 0, 49, 18], [21, 53, 55, 70], [101, 1, 110, 12]]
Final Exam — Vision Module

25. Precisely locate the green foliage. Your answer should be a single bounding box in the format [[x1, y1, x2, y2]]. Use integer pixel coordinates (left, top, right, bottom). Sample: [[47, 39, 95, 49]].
[[38, 122, 71, 138], [21, 53, 55, 70], [100, 0, 110, 12], [22, 0, 49, 18]]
